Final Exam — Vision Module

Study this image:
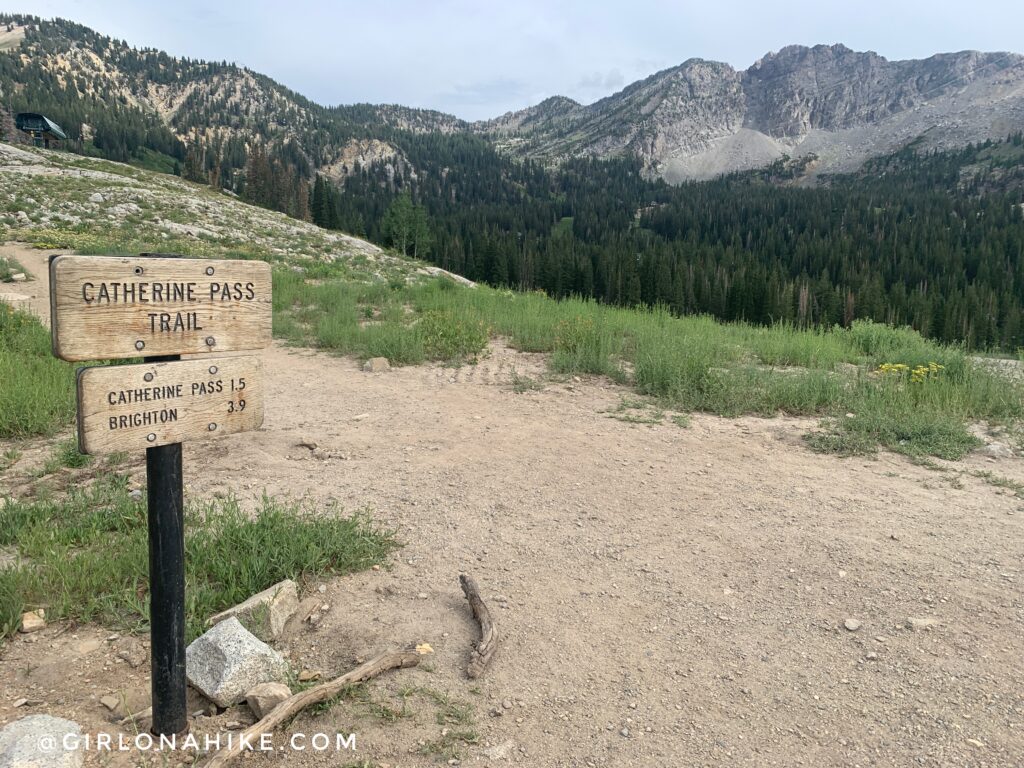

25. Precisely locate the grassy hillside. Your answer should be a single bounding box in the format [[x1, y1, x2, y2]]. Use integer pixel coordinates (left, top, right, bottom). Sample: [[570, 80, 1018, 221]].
[[0, 142, 414, 281], [2, 142, 1023, 461]]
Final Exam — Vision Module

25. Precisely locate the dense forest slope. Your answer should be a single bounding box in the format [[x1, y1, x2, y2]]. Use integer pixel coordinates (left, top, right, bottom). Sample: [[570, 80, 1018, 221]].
[[323, 134, 1024, 349]]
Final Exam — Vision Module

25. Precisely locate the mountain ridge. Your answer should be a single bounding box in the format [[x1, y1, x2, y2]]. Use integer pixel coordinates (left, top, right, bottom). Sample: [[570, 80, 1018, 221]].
[[477, 44, 1024, 179], [0, 14, 1022, 183]]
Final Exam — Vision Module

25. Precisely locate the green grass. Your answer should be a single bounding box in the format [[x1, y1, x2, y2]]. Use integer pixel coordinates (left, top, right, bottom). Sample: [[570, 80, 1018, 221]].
[[510, 370, 544, 393], [0, 255, 24, 281], [399, 686, 478, 760], [267, 270, 1024, 459], [0, 474, 397, 640], [4, 259, 1021, 459], [970, 470, 1024, 498], [0, 306, 76, 437], [129, 147, 180, 175], [0, 448, 21, 471], [41, 438, 92, 475]]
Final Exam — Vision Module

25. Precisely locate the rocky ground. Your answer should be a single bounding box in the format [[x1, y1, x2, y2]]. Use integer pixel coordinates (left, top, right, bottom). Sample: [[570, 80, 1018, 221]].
[[1, 246, 1023, 767], [0, 143, 473, 288]]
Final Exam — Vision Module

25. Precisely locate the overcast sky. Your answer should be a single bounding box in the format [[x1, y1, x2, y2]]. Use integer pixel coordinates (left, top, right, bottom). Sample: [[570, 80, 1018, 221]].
[[20, 1, 1024, 120]]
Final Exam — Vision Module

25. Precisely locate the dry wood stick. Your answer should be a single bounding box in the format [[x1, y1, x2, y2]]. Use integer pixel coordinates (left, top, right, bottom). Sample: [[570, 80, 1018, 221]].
[[459, 573, 498, 678], [201, 649, 423, 768]]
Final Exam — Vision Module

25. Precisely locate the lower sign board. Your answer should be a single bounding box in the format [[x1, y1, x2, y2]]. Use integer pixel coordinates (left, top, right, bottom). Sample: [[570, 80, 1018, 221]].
[[76, 356, 264, 454]]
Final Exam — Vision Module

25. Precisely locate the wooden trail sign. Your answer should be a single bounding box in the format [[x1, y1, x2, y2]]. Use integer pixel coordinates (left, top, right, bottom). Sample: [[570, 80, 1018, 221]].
[[77, 356, 264, 454], [48, 253, 273, 737], [50, 255, 271, 361]]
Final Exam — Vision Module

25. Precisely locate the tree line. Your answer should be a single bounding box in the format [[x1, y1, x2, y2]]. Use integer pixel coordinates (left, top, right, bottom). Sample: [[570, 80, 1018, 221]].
[[323, 132, 1024, 350]]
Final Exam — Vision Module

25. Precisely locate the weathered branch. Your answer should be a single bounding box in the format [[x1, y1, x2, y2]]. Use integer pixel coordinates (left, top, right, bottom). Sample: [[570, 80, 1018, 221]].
[[201, 649, 423, 768], [459, 573, 498, 678]]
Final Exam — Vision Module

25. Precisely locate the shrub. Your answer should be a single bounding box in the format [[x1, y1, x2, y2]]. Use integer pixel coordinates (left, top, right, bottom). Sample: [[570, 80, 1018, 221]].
[[417, 310, 488, 362]]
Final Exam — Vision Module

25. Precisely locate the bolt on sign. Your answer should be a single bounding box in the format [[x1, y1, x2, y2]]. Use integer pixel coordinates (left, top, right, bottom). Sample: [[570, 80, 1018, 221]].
[[49, 253, 272, 737], [50, 254, 271, 361]]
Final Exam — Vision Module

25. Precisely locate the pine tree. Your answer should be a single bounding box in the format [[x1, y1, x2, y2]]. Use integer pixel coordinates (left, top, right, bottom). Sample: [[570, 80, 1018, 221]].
[[382, 192, 415, 255]]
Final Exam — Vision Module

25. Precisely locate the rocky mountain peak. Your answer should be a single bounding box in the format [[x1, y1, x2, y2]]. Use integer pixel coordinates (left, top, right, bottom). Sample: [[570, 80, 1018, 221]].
[[482, 43, 1024, 181]]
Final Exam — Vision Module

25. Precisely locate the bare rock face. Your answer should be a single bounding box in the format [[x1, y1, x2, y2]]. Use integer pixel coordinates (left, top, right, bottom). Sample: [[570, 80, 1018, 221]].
[[0, 715, 84, 768], [186, 618, 288, 707], [479, 45, 1024, 181]]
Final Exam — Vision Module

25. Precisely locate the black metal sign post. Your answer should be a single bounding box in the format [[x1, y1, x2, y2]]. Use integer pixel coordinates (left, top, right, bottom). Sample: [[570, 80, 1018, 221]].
[[145, 354, 187, 736]]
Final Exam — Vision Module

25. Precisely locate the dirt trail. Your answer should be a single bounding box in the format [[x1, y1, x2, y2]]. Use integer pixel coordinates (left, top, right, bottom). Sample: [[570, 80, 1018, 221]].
[[2, 245, 1023, 767]]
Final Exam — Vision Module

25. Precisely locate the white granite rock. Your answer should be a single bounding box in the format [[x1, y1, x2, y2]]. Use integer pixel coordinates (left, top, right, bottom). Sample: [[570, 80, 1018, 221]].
[[207, 579, 299, 641], [0, 715, 84, 768], [186, 618, 288, 707]]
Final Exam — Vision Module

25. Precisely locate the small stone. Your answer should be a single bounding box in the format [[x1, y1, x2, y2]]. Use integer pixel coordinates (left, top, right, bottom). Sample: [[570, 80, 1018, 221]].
[[417, 592, 428, 600], [99, 695, 119, 712], [296, 437, 317, 450], [906, 617, 938, 631], [10, 272, 26, 282], [620, 727, 630, 737], [115, 637, 147, 668], [19, 610, 46, 633], [502, 699, 513, 709], [482, 741, 515, 759], [362, 357, 390, 373], [965, 738, 985, 748], [129, 490, 142, 501], [298, 670, 320, 682], [88, 193, 105, 203], [12, 699, 28, 708], [865, 652, 878, 661], [225, 721, 243, 731], [843, 618, 862, 632], [246, 682, 291, 719], [0, 715, 84, 768]]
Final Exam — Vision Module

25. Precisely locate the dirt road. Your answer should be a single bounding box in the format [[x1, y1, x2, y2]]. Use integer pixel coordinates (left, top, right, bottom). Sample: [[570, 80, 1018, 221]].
[[2, 244, 1023, 767]]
